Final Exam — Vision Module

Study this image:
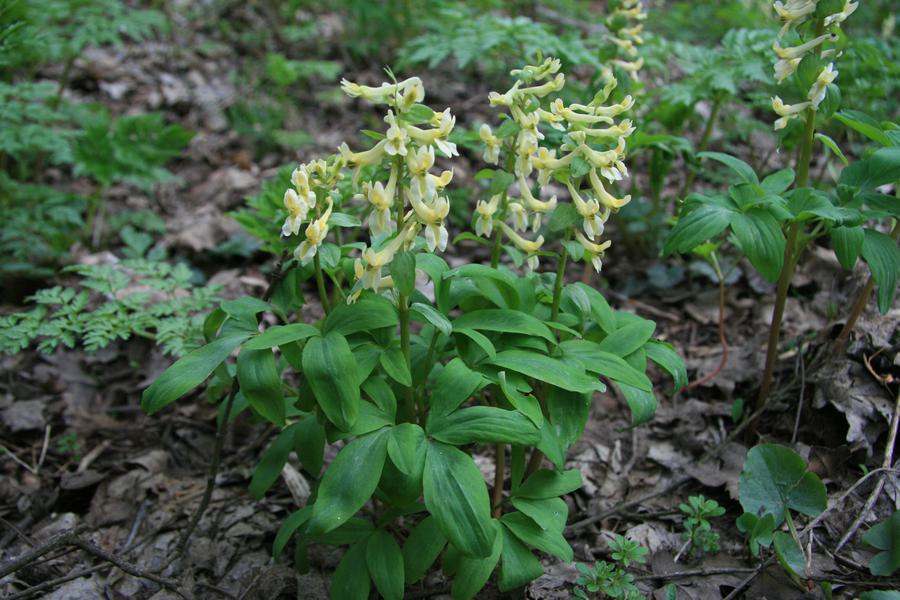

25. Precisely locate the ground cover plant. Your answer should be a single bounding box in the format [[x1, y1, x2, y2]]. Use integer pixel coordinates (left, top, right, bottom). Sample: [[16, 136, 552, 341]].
[[1, 1, 899, 599]]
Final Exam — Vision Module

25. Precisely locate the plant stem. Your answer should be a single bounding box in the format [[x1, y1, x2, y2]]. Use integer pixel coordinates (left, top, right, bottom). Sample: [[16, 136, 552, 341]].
[[492, 443, 506, 518], [490, 228, 503, 269], [832, 219, 900, 355], [550, 228, 573, 321], [398, 292, 415, 423], [753, 221, 801, 421], [795, 109, 817, 189], [681, 93, 725, 198], [313, 253, 331, 314], [686, 252, 729, 390]]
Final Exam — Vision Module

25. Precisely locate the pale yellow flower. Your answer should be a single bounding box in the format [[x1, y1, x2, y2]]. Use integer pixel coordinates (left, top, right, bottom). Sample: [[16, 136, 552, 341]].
[[282, 188, 310, 237], [498, 222, 544, 268], [474, 193, 501, 238], [509, 202, 528, 231], [294, 199, 333, 265], [772, 96, 812, 130], [774, 57, 802, 82], [808, 63, 838, 109], [362, 165, 398, 236], [773, 0, 817, 36], [589, 168, 631, 211], [518, 175, 557, 231], [479, 124, 501, 164], [575, 231, 611, 273], [341, 76, 424, 108], [510, 57, 561, 82], [407, 190, 450, 252], [773, 33, 836, 61], [384, 111, 409, 157], [824, 0, 858, 27], [567, 182, 607, 239]]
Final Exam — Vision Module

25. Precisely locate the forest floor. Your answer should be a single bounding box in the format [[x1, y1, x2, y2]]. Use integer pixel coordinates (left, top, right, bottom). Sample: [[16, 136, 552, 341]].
[[1, 8, 899, 600]]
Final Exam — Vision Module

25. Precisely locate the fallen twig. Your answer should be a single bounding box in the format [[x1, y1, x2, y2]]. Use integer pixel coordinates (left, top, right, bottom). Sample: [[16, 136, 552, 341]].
[[0, 530, 192, 600], [833, 386, 900, 553]]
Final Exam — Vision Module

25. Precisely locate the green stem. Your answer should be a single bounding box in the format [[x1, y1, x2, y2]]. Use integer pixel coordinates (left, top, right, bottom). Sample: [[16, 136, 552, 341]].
[[490, 228, 503, 269], [754, 221, 802, 418], [550, 228, 573, 321], [398, 293, 415, 423], [492, 443, 506, 518], [832, 219, 900, 355], [313, 253, 331, 314], [681, 93, 725, 198], [795, 109, 817, 189]]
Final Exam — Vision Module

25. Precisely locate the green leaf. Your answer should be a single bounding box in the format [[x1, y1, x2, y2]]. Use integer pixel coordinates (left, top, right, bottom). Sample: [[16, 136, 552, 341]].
[[221, 296, 271, 321], [400, 103, 436, 125], [306, 428, 390, 536], [815, 133, 848, 166], [499, 526, 544, 592], [403, 515, 447, 584], [380, 347, 412, 387], [452, 309, 555, 343], [595, 319, 656, 357], [549, 203, 580, 233], [428, 406, 541, 445], [730, 209, 786, 282], [366, 530, 404, 600], [331, 542, 370, 600], [618, 383, 658, 426], [454, 328, 497, 360], [497, 371, 543, 426], [491, 350, 603, 394], [862, 510, 900, 576], [773, 531, 806, 578], [575, 283, 616, 333], [510, 497, 568, 532], [323, 294, 397, 336], [450, 522, 503, 600], [859, 592, 900, 600], [738, 444, 827, 527], [411, 302, 452, 337], [515, 469, 582, 500], [272, 506, 312, 559], [293, 416, 325, 476], [303, 332, 360, 431], [423, 441, 496, 558], [662, 204, 733, 255], [501, 511, 573, 561], [835, 110, 892, 147], [430, 358, 486, 417], [237, 348, 285, 426], [329, 212, 362, 228], [249, 424, 296, 499], [244, 323, 318, 349], [761, 168, 795, 194], [559, 340, 652, 390], [387, 423, 426, 477], [698, 151, 759, 184], [841, 148, 900, 190], [645, 341, 687, 392], [830, 226, 865, 270], [390, 251, 417, 297], [862, 229, 900, 314], [142, 332, 250, 414]]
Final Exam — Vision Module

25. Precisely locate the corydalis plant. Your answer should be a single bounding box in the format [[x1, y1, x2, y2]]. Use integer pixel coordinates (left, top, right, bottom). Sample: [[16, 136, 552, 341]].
[[770, 0, 857, 130], [143, 61, 684, 600], [476, 58, 636, 274], [605, 0, 647, 79]]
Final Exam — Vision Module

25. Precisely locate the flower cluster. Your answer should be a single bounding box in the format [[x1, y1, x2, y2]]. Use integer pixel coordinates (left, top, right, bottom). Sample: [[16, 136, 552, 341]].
[[770, 0, 857, 130], [476, 59, 636, 273], [282, 156, 343, 264], [338, 76, 458, 302], [606, 0, 647, 78]]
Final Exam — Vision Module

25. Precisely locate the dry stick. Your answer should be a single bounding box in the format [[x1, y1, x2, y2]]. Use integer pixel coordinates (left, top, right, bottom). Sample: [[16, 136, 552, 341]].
[[6, 565, 109, 600], [158, 253, 290, 571], [833, 386, 900, 553], [158, 385, 238, 572], [635, 566, 757, 581], [568, 397, 777, 533], [721, 557, 775, 600], [0, 531, 192, 600], [790, 347, 806, 445]]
